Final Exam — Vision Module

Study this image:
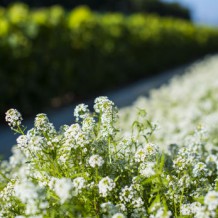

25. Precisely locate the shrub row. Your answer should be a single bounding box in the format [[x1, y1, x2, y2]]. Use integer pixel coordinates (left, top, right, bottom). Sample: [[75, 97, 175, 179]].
[[1, 3, 218, 117], [0, 0, 191, 21]]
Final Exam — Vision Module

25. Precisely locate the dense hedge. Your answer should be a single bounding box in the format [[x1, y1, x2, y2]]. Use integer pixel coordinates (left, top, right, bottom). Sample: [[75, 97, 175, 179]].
[[1, 3, 218, 117], [132, 0, 190, 20], [0, 0, 191, 21]]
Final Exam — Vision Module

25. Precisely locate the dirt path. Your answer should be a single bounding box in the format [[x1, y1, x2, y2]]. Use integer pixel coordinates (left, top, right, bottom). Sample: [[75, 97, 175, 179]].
[[0, 63, 190, 158]]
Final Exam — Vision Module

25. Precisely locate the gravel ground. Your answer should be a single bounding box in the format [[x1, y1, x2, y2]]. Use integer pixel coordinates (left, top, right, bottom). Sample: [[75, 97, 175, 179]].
[[0, 63, 189, 158]]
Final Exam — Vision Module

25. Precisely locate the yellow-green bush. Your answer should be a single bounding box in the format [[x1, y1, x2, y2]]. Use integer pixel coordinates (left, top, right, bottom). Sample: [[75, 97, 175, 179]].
[[1, 3, 218, 117]]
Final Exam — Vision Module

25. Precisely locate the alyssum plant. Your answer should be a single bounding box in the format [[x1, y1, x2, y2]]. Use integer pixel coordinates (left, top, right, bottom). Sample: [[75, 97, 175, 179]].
[[1, 96, 218, 217]]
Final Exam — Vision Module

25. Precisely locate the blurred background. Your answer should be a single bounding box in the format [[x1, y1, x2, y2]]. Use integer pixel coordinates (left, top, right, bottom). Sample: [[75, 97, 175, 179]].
[[0, 0, 218, 124], [0, 0, 192, 19], [1, 0, 218, 25], [163, 0, 218, 26]]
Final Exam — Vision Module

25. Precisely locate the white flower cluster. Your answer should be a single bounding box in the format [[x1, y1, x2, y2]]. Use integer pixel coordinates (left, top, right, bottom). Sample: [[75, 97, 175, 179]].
[[204, 191, 218, 211], [63, 123, 89, 149], [119, 185, 135, 203], [13, 179, 48, 216], [82, 115, 95, 133], [89, 154, 104, 168], [150, 207, 172, 218], [74, 103, 89, 121], [139, 161, 156, 177], [112, 213, 126, 218], [16, 135, 29, 149], [180, 202, 202, 216], [135, 143, 159, 162], [72, 177, 86, 196], [119, 55, 218, 150], [49, 177, 73, 204], [34, 113, 56, 135], [94, 96, 118, 138], [98, 177, 116, 197], [5, 108, 22, 129]]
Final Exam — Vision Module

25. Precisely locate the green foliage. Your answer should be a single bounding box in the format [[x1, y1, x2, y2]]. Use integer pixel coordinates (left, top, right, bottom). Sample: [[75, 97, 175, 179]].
[[1, 3, 218, 116], [0, 0, 191, 21]]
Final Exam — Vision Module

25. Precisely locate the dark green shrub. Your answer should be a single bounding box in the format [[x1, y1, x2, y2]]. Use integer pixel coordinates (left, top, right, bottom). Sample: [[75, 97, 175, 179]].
[[0, 4, 218, 117]]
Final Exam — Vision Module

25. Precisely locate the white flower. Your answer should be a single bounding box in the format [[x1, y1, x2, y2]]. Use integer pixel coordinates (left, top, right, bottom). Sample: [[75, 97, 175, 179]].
[[143, 143, 159, 156], [194, 206, 212, 218], [94, 96, 118, 138], [5, 108, 22, 129], [98, 177, 115, 197], [74, 103, 89, 121], [0, 181, 15, 202], [82, 115, 95, 133], [94, 96, 115, 114], [63, 123, 89, 148], [181, 202, 202, 215], [135, 143, 158, 162], [112, 213, 125, 218], [73, 177, 86, 189], [135, 148, 147, 162], [139, 162, 156, 177], [16, 135, 29, 149], [173, 156, 187, 172], [180, 204, 191, 215], [191, 202, 203, 214], [89, 155, 104, 168], [72, 177, 86, 196], [100, 201, 115, 214], [131, 208, 147, 218], [132, 197, 144, 208], [34, 113, 56, 135], [206, 154, 217, 164], [52, 178, 73, 204], [14, 180, 39, 204], [27, 135, 44, 155], [193, 162, 208, 177], [119, 185, 137, 203], [204, 190, 218, 211], [116, 203, 126, 212], [155, 208, 172, 218], [177, 174, 191, 188]]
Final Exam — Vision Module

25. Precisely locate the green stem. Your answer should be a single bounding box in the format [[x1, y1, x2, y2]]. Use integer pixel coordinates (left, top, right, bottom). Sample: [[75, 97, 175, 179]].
[[95, 167, 98, 183], [173, 191, 178, 218], [108, 137, 111, 164], [17, 125, 25, 135], [96, 112, 102, 138], [0, 170, 10, 181]]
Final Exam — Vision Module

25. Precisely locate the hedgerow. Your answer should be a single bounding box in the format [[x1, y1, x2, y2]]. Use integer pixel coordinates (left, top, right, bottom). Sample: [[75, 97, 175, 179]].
[[1, 4, 218, 117]]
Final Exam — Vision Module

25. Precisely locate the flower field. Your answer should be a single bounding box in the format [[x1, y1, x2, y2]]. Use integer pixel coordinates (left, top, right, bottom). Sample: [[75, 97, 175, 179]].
[[119, 55, 218, 149], [1, 55, 218, 217]]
